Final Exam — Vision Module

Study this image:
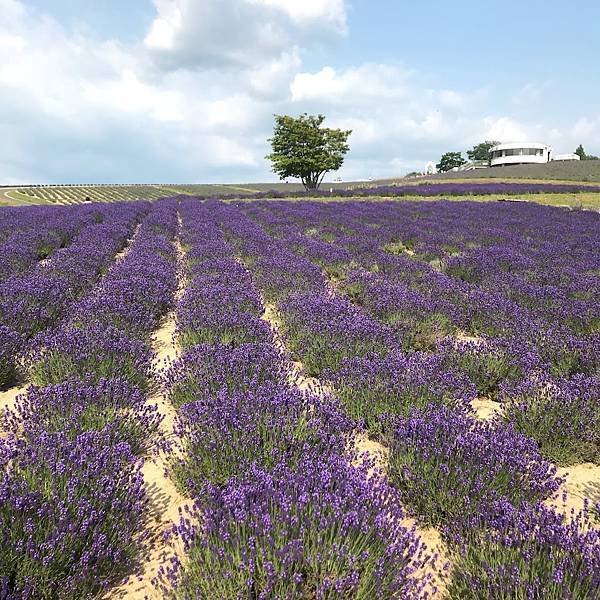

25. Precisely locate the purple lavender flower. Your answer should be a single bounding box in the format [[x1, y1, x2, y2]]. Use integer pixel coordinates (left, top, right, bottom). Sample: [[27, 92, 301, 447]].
[[169, 385, 354, 492], [2, 377, 162, 455], [27, 323, 154, 392], [386, 404, 561, 534], [447, 500, 600, 599], [165, 342, 295, 408], [332, 350, 476, 434], [0, 429, 148, 598], [0, 325, 22, 389], [161, 454, 436, 599], [501, 374, 600, 465]]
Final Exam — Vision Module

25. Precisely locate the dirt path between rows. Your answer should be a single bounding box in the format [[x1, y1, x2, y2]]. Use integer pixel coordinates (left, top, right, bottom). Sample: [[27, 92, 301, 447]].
[[106, 232, 190, 599]]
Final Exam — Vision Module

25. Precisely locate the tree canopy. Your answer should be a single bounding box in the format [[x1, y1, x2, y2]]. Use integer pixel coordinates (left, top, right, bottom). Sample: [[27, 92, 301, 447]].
[[266, 114, 351, 190], [467, 140, 500, 163], [436, 151, 466, 173], [575, 144, 598, 160]]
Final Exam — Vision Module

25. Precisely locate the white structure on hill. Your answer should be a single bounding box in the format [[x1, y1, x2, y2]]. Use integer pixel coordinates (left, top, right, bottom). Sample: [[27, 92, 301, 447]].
[[489, 142, 551, 167], [489, 142, 581, 167], [552, 153, 581, 161]]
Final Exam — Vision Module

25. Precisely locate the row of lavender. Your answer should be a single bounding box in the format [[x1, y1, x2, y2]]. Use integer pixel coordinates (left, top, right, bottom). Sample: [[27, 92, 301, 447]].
[[240, 199, 600, 467], [157, 199, 438, 597], [0, 202, 146, 389], [0, 199, 178, 597], [215, 200, 600, 597], [193, 181, 600, 201], [0, 204, 105, 283]]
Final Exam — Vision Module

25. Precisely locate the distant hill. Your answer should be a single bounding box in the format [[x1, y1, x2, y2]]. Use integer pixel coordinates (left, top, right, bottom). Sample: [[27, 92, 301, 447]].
[[2, 159, 600, 206], [423, 160, 600, 183]]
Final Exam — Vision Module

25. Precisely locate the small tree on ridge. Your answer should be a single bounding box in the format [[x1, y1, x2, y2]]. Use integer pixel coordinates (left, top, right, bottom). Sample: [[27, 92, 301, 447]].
[[467, 140, 500, 164], [436, 151, 466, 173], [267, 114, 351, 191]]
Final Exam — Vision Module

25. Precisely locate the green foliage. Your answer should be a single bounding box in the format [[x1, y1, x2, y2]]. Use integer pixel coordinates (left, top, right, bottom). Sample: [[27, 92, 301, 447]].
[[436, 152, 466, 173], [467, 140, 500, 163], [0, 357, 18, 390], [266, 114, 351, 190], [575, 144, 599, 161], [30, 351, 149, 392], [502, 384, 600, 466], [401, 313, 455, 352]]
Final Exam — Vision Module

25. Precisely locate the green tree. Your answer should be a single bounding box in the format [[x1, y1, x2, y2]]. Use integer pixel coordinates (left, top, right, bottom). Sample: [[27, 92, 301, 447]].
[[575, 144, 587, 160], [436, 151, 466, 173], [266, 114, 351, 190], [467, 140, 500, 164], [574, 144, 598, 160]]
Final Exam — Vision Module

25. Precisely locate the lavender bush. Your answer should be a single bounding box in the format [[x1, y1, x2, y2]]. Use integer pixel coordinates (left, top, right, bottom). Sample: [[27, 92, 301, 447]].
[[169, 385, 353, 492], [166, 342, 294, 408], [447, 500, 600, 599], [0, 325, 22, 389], [501, 374, 600, 465], [0, 430, 147, 598], [2, 377, 162, 455], [161, 455, 435, 599], [28, 323, 153, 392], [437, 337, 540, 400], [332, 350, 476, 434], [279, 291, 391, 377], [386, 404, 561, 533], [177, 311, 273, 349]]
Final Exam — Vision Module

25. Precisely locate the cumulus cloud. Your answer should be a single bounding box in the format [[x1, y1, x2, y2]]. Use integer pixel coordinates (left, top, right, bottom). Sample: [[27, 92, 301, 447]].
[[0, 0, 597, 184], [144, 0, 345, 70]]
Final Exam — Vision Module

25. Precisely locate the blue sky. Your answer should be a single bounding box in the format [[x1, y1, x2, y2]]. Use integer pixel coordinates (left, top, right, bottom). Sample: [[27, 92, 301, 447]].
[[2, 0, 599, 184]]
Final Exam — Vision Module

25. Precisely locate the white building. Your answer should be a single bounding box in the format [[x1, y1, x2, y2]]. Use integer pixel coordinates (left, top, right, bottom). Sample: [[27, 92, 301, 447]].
[[489, 142, 551, 167], [489, 142, 581, 167], [552, 153, 581, 161]]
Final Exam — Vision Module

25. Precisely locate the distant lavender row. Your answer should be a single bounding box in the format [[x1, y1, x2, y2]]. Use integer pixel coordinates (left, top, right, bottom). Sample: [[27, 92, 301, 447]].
[[185, 180, 600, 201], [0, 202, 146, 388], [0, 205, 102, 283]]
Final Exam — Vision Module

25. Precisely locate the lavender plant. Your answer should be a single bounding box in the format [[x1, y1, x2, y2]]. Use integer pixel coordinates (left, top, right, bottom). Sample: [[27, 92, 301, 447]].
[[0, 325, 22, 388], [332, 350, 476, 434], [177, 311, 273, 349], [169, 385, 353, 492], [447, 500, 600, 599], [0, 430, 148, 598], [161, 455, 436, 599], [386, 404, 561, 533], [501, 374, 600, 465], [166, 342, 294, 408], [279, 292, 392, 377], [438, 337, 540, 400], [2, 377, 162, 455], [28, 323, 153, 392]]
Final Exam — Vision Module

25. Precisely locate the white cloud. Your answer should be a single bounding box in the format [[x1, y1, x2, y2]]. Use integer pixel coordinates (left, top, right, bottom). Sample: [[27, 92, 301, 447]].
[[0, 0, 598, 184], [481, 116, 532, 142], [144, 0, 345, 71], [291, 64, 413, 104], [248, 0, 347, 31]]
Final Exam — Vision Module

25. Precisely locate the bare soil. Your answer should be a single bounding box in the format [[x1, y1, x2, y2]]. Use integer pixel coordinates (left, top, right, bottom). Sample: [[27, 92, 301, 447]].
[[470, 397, 502, 420], [548, 463, 600, 519], [107, 231, 190, 599]]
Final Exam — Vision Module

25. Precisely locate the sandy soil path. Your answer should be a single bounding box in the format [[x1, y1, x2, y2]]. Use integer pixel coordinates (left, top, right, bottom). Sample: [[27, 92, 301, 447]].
[[106, 231, 190, 599]]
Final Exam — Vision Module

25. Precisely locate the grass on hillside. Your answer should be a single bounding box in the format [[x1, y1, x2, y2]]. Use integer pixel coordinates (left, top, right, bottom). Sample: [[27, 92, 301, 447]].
[[423, 160, 600, 183]]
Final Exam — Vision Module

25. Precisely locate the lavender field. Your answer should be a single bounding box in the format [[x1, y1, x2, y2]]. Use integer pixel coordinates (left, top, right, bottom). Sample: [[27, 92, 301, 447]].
[[0, 197, 599, 599]]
